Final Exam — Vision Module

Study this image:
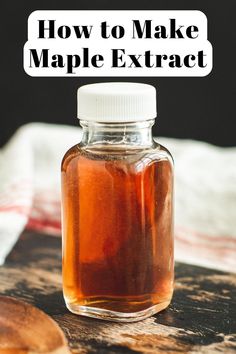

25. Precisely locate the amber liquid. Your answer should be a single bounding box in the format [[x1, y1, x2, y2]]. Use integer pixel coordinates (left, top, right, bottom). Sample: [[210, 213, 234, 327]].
[[61, 144, 174, 319]]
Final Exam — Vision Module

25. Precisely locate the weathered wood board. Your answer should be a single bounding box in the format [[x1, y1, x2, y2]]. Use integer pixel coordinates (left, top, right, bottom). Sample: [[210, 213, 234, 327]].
[[0, 231, 235, 353]]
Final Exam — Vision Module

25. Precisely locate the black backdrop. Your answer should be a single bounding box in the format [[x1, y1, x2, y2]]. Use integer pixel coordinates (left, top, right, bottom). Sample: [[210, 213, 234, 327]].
[[0, 0, 235, 147]]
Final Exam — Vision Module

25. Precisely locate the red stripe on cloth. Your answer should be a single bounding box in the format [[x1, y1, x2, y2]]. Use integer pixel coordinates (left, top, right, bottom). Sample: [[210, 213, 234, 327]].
[[176, 226, 236, 244], [27, 217, 61, 232], [175, 236, 236, 267], [0, 205, 31, 215], [176, 234, 235, 253]]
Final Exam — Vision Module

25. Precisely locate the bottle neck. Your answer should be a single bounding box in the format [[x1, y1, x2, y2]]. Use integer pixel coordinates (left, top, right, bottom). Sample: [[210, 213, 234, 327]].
[[80, 120, 155, 148]]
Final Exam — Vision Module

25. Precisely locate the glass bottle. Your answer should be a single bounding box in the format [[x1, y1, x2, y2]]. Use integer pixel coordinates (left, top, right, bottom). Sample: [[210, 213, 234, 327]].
[[61, 82, 174, 322]]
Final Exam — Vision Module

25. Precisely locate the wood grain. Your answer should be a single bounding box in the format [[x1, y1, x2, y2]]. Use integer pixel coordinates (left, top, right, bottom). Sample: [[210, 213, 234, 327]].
[[0, 231, 235, 354]]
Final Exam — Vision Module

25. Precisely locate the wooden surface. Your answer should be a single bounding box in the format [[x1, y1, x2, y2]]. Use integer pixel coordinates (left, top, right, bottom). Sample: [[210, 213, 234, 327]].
[[0, 231, 235, 354]]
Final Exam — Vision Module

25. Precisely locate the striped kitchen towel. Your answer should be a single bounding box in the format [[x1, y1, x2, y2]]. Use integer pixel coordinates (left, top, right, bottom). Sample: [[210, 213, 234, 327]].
[[0, 123, 235, 272]]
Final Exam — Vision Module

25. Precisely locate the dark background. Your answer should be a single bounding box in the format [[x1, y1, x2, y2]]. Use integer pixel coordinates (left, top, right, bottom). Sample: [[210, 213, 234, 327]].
[[0, 1, 235, 147]]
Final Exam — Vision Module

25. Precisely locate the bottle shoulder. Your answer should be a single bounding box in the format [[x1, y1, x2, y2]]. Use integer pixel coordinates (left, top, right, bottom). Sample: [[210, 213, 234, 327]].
[[61, 144, 80, 172], [154, 141, 174, 165], [61, 141, 173, 172]]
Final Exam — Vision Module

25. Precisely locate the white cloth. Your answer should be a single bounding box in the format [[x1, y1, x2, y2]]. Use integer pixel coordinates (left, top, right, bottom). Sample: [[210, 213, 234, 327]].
[[0, 123, 235, 272]]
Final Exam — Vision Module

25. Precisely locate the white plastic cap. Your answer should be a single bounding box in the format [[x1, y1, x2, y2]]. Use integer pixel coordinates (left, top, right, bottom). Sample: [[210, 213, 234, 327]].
[[77, 82, 157, 122]]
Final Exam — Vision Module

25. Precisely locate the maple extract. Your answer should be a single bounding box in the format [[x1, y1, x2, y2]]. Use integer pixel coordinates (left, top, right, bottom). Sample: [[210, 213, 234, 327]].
[[61, 83, 174, 322]]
